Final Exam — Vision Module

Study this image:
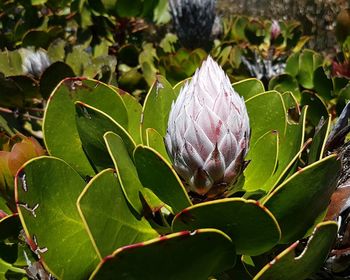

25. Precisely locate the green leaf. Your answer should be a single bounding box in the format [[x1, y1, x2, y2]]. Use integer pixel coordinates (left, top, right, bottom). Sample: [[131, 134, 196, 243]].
[[75, 102, 135, 171], [297, 50, 323, 89], [43, 78, 128, 176], [66, 46, 91, 76], [313, 66, 333, 100], [172, 198, 281, 256], [0, 258, 27, 280], [0, 194, 12, 215], [116, 0, 142, 17], [254, 221, 338, 280], [77, 169, 158, 258], [173, 78, 190, 97], [0, 214, 21, 240], [0, 50, 22, 76], [281, 91, 298, 112], [118, 44, 139, 67], [141, 76, 177, 143], [134, 145, 191, 214], [268, 74, 300, 100], [263, 155, 340, 243], [245, 91, 286, 145], [31, 0, 47, 5], [153, 0, 171, 24], [285, 52, 299, 77], [99, 0, 116, 10], [139, 43, 158, 87], [244, 130, 279, 192], [119, 90, 142, 144], [104, 132, 143, 215], [22, 31, 50, 49], [308, 116, 331, 164], [47, 39, 66, 63], [300, 90, 328, 127], [0, 114, 15, 136], [263, 107, 306, 190], [15, 156, 98, 279], [90, 229, 236, 280], [0, 214, 31, 275], [8, 75, 40, 99], [231, 16, 248, 41], [233, 78, 265, 101], [39, 62, 75, 99], [0, 75, 24, 108], [146, 128, 170, 162]]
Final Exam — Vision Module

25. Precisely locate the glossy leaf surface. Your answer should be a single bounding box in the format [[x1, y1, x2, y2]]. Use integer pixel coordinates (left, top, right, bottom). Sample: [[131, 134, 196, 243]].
[[15, 157, 98, 279], [75, 102, 135, 171], [134, 145, 191, 214], [254, 222, 338, 280], [172, 198, 281, 256], [77, 169, 158, 258], [263, 155, 340, 243], [43, 78, 128, 176], [90, 229, 236, 280]]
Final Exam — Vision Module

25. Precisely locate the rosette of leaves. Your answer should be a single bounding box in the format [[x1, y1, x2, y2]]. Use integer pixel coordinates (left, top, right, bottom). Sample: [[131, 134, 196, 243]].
[[5, 59, 342, 279], [213, 16, 309, 84], [269, 48, 350, 127]]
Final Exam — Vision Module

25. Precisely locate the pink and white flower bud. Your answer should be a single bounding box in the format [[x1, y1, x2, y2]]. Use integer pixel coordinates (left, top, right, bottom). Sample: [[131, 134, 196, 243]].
[[270, 20, 281, 41], [165, 56, 250, 198]]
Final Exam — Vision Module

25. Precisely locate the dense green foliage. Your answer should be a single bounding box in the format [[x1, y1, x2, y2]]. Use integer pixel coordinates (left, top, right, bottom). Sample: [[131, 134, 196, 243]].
[[0, 1, 350, 279]]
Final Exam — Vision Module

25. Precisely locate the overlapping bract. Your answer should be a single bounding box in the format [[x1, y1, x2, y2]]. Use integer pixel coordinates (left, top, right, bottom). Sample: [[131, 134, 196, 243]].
[[165, 56, 250, 197]]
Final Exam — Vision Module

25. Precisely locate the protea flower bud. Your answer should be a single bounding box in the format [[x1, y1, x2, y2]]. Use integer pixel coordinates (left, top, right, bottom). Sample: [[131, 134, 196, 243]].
[[169, 0, 216, 50], [20, 48, 51, 78], [165, 56, 250, 199], [270, 20, 281, 41]]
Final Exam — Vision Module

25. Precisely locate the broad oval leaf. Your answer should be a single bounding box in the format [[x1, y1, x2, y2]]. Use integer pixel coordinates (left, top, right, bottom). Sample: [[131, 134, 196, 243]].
[[75, 102, 135, 171], [43, 78, 128, 176], [245, 90, 287, 146], [254, 221, 338, 280], [141, 75, 177, 143], [134, 145, 191, 214], [172, 198, 281, 256], [244, 130, 279, 192], [262, 107, 307, 191], [104, 132, 143, 214], [308, 116, 331, 164], [15, 156, 98, 279], [233, 78, 265, 101], [263, 155, 341, 243], [77, 169, 159, 259], [146, 128, 171, 163], [268, 74, 300, 100], [119, 90, 143, 144], [90, 229, 236, 280]]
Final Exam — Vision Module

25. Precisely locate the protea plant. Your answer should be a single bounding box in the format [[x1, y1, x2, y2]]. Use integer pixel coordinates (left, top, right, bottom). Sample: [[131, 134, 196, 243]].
[[169, 0, 216, 50], [1, 56, 343, 280], [165, 56, 250, 199]]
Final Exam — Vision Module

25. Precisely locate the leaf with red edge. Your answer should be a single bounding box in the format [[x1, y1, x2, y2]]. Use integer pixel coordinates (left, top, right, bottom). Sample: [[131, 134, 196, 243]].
[[253, 221, 338, 280], [172, 198, 280, 256], [90, 229, 236, 280]]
